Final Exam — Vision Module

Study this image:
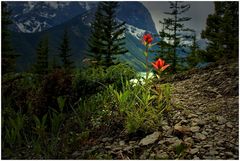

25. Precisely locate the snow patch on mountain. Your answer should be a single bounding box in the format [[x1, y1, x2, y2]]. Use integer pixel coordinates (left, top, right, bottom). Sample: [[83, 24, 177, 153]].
[[78, 2, 91, 10], [126, 23, 146, 40], [45, 2, 70, 9], [16, 23, 26, 33], [39, 12, 56, 18], [15, 19, 52, 33], [23, 2, 36, 13]]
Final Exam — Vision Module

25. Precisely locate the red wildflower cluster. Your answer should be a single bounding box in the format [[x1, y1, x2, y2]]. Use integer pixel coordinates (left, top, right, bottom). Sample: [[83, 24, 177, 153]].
[[152, 58, 170, 72], [143, 33, 153, 44]]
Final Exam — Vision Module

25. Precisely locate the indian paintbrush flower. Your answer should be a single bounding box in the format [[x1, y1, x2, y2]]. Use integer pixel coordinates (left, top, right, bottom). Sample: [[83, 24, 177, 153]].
[[152, 58, 170, 79], [142, 33, 153, 45], [152, 58, 170, 72]]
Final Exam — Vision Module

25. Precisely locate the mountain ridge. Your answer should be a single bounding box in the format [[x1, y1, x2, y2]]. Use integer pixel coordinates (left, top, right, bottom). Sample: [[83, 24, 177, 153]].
[[8, 2, 157, 34]]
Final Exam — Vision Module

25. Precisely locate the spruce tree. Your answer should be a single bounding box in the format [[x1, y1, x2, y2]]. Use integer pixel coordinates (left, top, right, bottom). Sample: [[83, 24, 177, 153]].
[[187, 32, 201, 68], [34, 37, 49, 75], [87, 5, 105, 66], [157, 2, 193, 73], [88, 2, 128, 67], [156, 21, 173, 62], [201, 2, 239, 61], [1, 2, 19, 75], [58, 29, 74, 70]]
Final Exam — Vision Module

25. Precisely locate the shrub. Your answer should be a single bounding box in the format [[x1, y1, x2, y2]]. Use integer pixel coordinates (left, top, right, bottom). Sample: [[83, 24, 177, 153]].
[[29, 69, 73, 117], [2, 73, 39, 113], [72, 63, 136, 98]]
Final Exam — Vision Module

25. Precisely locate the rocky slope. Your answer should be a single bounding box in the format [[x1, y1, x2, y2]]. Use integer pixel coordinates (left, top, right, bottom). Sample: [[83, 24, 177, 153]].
[[71, 61, 239, 159]]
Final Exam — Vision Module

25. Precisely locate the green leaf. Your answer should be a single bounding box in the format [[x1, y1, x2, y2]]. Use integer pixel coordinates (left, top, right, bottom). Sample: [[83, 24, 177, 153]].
[[144, 51, 148, 57]]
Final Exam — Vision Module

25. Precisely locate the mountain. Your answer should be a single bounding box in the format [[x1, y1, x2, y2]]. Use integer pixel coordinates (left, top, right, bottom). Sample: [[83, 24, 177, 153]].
[[8, 2, 97, 33], [8, 2, 157, 34], [8, 2, 158, 71]]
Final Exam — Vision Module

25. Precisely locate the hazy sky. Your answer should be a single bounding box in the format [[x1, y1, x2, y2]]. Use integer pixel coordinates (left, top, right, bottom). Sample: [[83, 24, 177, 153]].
[[141, 1, 214, 38]]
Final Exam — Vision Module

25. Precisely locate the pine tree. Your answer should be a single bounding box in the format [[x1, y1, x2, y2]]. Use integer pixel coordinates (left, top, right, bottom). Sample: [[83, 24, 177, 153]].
[[58, 29, 74, 70], [34, 37, 49, 75], [157, 2, 193, 73], [201, 2, 239, 61], [156, 21, 173, 62], [87, 5, 105, 66], [187, 32, 201, 68], [1, 2, 19, 75], [87, 2, 128, 67]]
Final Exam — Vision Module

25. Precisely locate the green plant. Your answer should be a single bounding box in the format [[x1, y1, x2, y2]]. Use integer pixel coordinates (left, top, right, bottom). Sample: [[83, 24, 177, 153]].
[[33, 114, 48, 141], [152, 83, 172, 112], [4, 113, 25, 147], [108, 78, 172, 134]]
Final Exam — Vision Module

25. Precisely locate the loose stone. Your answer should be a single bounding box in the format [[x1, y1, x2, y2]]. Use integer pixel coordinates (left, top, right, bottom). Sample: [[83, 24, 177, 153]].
[[188, 113, 198, 119], [195, 133, 206, 141], [190, 126, 200, 133], [190, 148, 199, 155], [139, 131, 161, 146], [156, 152, 169, 159], [225, 151, 234, 157], [119, 140, 125, 146], [226, 122, 233, 128]]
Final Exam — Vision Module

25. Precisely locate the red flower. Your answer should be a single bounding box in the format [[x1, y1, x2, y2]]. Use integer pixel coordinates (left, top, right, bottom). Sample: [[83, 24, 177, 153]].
[[143, 33, 153, 44], [152, 58, 170, 72]]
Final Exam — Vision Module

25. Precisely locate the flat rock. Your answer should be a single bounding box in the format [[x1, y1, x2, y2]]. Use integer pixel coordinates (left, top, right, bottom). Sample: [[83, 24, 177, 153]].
[[197, 119, 206, 126], [102, 137, 113, 143], [190, 148, 199, 155], [195, 133, 207, 141], [225, 151, 234, 157], [129, 141, 136, 145], [162, 125, 171, 131], [191, 126, 200, 133], [203, 144, 212, 148], [184, 137, 194, 146], [72, 151, 81, 158], [140, 151, 149, 159], [193, 155, 200, 160], [123, 146, 133, 151], [174, 124, 191, 135], [217, 116, 227, 125], [166, 137, 180, 144], [188, 113, 198, 118], [226, 122, 233, 128], [139, 131, 161, 146], [209, 150, 218, 155], [119, 140, 125, 146], [158, 140, 166, 145], [156, 152, 169, 159]]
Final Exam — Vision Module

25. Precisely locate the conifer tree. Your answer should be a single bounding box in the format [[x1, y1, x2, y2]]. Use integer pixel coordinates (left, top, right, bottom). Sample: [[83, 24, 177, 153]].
[[87, 2, 128, 67], [157, 2, 193, 73], [187, 32, 201, 68], [1, 2, 19, 75], [156, 22, 173, 62], [34, 37, 49, 75], [201, 2, 238, 61], [87, 5, 105, 66], [58, 29, 74, 70]]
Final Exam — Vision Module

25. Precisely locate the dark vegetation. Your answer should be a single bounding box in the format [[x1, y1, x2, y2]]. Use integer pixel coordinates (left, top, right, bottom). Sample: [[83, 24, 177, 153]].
[[1, 1, 238, 159]]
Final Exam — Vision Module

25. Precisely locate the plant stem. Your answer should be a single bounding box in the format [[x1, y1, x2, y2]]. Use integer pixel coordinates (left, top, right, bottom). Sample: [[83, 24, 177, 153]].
[[145, 45, 149, 80]]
